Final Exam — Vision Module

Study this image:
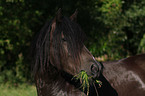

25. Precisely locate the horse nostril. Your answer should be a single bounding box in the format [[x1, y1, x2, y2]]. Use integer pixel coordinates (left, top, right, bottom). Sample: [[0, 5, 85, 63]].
[[91, 65, 94, 72], [91, 64, 98, 74]]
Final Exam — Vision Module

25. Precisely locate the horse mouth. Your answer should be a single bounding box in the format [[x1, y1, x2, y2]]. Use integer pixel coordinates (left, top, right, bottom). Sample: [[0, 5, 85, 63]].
[[72, 70, 102, 95]]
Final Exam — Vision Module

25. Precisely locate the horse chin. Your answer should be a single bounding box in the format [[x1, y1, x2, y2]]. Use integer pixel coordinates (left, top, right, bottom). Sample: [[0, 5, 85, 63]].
[[92, 74, 98, 79]]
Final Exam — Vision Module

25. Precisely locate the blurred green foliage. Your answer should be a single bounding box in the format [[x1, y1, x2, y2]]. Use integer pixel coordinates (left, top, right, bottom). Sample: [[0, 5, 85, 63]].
[[138, 34, 145, 53], [0, 0, 145, 84]]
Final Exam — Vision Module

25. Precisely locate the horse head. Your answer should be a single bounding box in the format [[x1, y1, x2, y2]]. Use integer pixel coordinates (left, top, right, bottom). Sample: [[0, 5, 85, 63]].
[[32, 9, 102, 78], [31, 9, 115, 96]]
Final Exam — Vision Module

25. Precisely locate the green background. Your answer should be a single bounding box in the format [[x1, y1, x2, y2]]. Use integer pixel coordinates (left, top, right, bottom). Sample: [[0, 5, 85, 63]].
[[0, 0, 145, 89]]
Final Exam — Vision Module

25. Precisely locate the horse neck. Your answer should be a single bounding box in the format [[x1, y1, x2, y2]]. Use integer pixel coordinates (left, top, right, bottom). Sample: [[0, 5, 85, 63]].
[[35, 70, 86, 96]]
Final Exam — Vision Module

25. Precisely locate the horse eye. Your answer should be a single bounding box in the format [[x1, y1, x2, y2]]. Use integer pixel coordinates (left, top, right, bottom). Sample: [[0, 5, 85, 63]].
[[62, 38, 67, 42]]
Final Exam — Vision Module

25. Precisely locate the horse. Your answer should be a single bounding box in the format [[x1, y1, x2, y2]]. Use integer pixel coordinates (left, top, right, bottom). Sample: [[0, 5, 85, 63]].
[[102, 53, 145, 96], [31, 9, 118, 96]]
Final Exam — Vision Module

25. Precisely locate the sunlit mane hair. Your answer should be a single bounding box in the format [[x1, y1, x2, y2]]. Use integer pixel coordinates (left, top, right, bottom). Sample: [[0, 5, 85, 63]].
[[31, 11, 86, 76]]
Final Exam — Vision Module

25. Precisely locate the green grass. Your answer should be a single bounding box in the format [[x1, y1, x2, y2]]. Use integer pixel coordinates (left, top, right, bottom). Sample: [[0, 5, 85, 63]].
[[0, 84, 37, 96], [73, 70, 102, 96]]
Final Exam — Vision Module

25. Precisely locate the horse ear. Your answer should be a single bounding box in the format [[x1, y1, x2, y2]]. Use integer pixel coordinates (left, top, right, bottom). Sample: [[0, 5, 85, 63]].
[[70, 9, 78, 22], [54, 8, 63, 23], [51, 8, 62, 31], [51, 8, 62, 40]]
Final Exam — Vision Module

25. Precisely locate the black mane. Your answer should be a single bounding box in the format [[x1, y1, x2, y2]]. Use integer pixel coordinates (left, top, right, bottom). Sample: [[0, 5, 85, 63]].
[[31, 16, 86, 76]]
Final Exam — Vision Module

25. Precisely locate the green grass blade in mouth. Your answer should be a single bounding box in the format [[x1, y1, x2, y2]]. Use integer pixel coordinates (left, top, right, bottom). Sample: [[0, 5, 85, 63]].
[[95, 79, 102, 88], [72, 70, 102, 96]]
